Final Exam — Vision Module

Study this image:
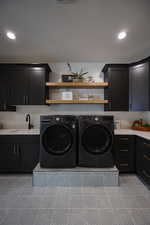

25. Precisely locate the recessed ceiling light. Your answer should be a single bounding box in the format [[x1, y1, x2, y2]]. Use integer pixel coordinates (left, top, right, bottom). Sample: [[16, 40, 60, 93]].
[[117, 31, 127, 40], [6, 31, 16, 40]]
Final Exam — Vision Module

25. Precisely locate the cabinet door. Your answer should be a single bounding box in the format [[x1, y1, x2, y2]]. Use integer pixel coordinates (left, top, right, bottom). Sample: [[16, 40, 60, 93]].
[[104, 67, 129, 111], [130, 61, 149, 111], [0, 69, 10, 104], [18, 142, 40, 172], [136, 137, 143, 175], [28, 67, 47, 105], [0, 143, 21, 171], [114, 135, 135, 173], [8, 68, 29, 105]]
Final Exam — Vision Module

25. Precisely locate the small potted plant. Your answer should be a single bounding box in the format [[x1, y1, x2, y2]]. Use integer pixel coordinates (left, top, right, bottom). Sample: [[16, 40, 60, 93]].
[[67, 63, 88, 82], [72, 68, 88, 82]]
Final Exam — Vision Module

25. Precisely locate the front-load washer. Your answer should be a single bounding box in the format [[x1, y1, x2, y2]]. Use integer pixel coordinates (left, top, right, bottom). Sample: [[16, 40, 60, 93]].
[[78, 115, 114, 167], [40, 115, 77, 168]]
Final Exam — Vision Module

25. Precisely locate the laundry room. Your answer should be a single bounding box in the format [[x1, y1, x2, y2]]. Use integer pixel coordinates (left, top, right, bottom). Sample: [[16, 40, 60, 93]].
[[0, 0, 150, 225]]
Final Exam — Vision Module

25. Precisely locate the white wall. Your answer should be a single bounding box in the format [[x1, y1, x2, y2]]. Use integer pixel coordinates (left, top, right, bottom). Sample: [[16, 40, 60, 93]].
[[0, 62, 146, 129]]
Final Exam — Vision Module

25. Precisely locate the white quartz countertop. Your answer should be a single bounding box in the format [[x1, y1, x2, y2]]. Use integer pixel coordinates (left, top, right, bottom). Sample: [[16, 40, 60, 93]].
[[0, 128, 150, 140], [115, 129, 150, 140], [0, 129, 40, 135]]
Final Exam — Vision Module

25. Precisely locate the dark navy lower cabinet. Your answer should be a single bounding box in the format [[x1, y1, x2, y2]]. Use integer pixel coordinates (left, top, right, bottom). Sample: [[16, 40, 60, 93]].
[[136, 137, 150, 185], [0, 135, 40, 172], [114, 135, 135, 173]]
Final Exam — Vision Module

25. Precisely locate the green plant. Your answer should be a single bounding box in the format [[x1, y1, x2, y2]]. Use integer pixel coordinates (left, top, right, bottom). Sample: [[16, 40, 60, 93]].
[[67, 62, 88, 80], [72, 68, 88, 79]]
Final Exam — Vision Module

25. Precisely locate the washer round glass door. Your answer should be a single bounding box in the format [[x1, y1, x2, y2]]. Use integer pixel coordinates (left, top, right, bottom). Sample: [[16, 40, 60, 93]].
[[42, 124, 73, 155], [82, 124, 113, 154]]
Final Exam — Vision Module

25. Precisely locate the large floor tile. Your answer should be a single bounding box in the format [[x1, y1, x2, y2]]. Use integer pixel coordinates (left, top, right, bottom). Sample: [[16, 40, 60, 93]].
[[67, 211, 86, 225], [1, 209, 37, 225], [0, 210, 9, 225], [50, 209, 69, 225], [33, 209, 52, 225], [110, 196, 140, 209], [129, 209, 150, 225], [53, 195, 70, 209], [113, 209, 134, 225], [82, 186, 106, 195], [98, 209, 116, 225]]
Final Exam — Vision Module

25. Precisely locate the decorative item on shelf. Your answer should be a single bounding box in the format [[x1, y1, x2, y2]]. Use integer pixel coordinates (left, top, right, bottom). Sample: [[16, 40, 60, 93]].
[[72, 68, 88, 82], [62, 74, 74, 82], [85, 76, 94, 83], [131, 119, 150, 131], [88, 95, 95, 100], [61, 91, 73, 100], [79, 94, 88, 100], [88, 94, 103, 100], [73, 90, 79, 100], [66, 62, 88, 82]]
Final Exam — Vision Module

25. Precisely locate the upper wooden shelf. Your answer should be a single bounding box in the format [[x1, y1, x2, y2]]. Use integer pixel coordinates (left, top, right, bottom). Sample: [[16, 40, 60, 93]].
[[46, 99, 108, 104], [46, 82, 108, 88]]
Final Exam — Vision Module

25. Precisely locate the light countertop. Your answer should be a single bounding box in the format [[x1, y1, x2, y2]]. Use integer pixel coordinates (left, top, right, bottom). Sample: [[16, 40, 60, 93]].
[[0, 129, 40, 135], [0, 128, 150, 140], [115, 129, 150, 140]]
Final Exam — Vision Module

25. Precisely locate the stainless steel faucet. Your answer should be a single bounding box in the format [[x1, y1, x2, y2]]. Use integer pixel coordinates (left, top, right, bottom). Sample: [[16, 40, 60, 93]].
[[25, 114, 33, 129]]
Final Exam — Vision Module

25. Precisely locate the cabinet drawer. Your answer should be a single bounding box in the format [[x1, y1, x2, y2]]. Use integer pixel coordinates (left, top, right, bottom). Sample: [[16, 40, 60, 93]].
[[117, 161, 130, 172], [115, 135, 134, 147], [142, 141, 150, 156], [114, 135, 135, 173], [116, 148, 129, 159]]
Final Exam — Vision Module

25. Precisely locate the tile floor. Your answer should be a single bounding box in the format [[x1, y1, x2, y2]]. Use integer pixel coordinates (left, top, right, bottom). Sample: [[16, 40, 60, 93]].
[[0, 174, 149, 225]]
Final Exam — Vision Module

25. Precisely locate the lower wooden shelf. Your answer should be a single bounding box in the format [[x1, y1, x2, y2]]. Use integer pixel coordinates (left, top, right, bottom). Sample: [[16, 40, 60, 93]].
[[46, 99, 108, 104]]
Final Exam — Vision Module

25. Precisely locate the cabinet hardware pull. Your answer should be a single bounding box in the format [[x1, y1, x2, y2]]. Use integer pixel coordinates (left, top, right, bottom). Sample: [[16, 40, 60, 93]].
[[26, 96, 29, 104], [120, 163, 128, 166], [120, 138, 128, 141], [13, 144, 16, 155], [120, 149, 128, 152], [17, 144, 21, 157], [23, 96, 26, 104], [144, 142, 150, 148], [142, 170, 150, 178], [144, 154, 150, 161]]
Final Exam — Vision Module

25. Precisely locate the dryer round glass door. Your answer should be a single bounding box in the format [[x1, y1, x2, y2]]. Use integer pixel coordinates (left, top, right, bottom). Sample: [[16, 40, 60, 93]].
[[82, 124, 113, 154], [42, 125, 73, 155]]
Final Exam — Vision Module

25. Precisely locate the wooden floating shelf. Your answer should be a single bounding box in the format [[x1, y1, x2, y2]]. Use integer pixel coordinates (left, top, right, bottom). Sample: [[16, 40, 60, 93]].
[[46, 99, 109, 104], [46, 82, 108, 88]]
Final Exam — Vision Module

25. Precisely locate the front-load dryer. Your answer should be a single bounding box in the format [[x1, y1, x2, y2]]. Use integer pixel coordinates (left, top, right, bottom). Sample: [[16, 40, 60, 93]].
[[40, 115, 77, 168], [78, 115, 114, 167]]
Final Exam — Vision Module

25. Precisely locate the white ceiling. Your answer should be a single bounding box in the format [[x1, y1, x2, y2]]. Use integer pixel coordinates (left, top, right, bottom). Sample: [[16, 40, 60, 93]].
[[0, 0, 150, 63]]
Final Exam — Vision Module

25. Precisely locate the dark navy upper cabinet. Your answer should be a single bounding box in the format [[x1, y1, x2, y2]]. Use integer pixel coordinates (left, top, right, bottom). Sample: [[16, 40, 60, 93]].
[[0, 69, 10, 105], [102, 64, 129, 111], [129, 58, 150, 111], [0, 64, 51, 105]]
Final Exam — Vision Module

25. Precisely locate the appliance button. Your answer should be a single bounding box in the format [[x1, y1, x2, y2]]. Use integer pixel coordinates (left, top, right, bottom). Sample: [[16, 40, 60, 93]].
[[95, 117, 99, 121], [56, 117, 60, 121], [72, 124, 75, 129]]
